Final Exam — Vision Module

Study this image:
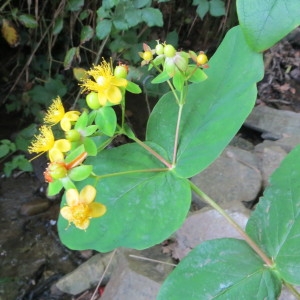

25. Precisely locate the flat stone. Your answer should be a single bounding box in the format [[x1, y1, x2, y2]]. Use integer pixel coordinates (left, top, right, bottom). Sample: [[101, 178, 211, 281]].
[[20, 197, 50, 216], [172, 205, 249, 260], [246, 106, 300, 137], [192, 146, 262, 207]]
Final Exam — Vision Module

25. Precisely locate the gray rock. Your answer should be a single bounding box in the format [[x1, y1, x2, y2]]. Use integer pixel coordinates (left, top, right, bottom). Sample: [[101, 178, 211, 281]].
[[101, 247, 173, 300], [254, 142, 287, 187], [172, 205, 249, 260], [245, 106, 300, 137], [55, 253, 114, 295], [192, 146, 262, 207]]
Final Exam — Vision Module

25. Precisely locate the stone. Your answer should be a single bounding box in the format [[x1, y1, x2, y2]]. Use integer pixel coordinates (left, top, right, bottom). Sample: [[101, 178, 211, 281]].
[[192, 146, 262, 207], [172, 205, 250, 260], [101, 247, 174, 300], [20, 197, 50, 216], [55, 253, 114, 295], [245, 106, 300, 137], [254, 142, 287, 187]]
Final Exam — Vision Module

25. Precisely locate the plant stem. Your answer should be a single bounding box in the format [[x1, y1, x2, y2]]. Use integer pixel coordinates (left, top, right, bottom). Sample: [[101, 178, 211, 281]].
[[189, 181, 273, 266], [132, 137, 173, 169], [283, 282, 300, 299], [172, 104, 183, 165]]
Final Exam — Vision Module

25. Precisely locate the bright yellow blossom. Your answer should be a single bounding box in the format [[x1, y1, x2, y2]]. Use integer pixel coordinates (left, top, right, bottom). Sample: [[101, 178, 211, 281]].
[[80, 59, 128, 106], [28, 125, 71, 162], [44, 96, 80, 131], [60, 185, 106, 230]]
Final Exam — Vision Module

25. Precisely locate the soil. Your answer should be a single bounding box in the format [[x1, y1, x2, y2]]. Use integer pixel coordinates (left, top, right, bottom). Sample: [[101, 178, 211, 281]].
[[0, 14, 299, 300]]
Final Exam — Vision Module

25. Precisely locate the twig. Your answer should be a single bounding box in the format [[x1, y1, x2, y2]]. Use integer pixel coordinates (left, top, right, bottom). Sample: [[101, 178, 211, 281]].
[[129, 254, 176, 266]]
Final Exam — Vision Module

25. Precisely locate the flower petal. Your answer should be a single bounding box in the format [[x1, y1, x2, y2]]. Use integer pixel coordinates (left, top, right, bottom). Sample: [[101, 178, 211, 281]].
[[98, 93, 107, 106], [107, 86, 122, 104], [89, 202, 107, 218], [60, 206, 73, 221], [74, 218, 90, 230], [111, 77, 127, 87], [66, 189, 79, 206], [54, 139, 71, 152], [49, 148, 64, 162], [60, 118, 71, 131], [80, 185, 96, 204]]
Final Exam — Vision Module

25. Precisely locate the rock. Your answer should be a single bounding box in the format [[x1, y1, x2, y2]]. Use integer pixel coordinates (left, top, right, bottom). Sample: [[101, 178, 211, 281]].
[[56, 246, 173, 298], [55, 252, 113, 295], [20, 197, 50, 216], [192, 146, 262, 207], [279, 286, 300, 300], [172, 205, 250, 260], [101, 247, 173, 300], [254, 142, 287, 187], [246, 106, 300, 138]]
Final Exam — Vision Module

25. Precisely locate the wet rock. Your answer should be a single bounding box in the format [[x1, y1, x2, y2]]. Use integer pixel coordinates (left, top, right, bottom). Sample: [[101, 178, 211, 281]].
[[171, 205, 250, 260], [20, 197, 50, 216], [101, 247, 173, 300], [192, 146, 262, 207], [245, 106, 300, 138]]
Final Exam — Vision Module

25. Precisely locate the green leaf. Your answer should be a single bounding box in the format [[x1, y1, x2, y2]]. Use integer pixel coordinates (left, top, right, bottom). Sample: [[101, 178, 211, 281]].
[[126, 81, 142, 94], [18, 14, 38, 28], [188, 66, 208, 83], [151, 71, 170, 84], [172, 72, 184, 91], [48, 180, 63, 196], [96, 19, 112, 40], [68, 165, 93, 181], [124, 8, 142, 27], [146, 26, 264, 178], [246, 144, 300, 285], [58, 142, 191, 251], [80, 25, 94, 44], [95, 106, 117, 137], [64, 47, 78, 70], [82, 125, 98, 136], [65, 145, 85, 164], [83, 138, 97, 156], [158, 239, 281, 299], [133, 0, 150, 8], [209, 0, 225, 17], [237, 0, 300, 52], [75, 111, 89, 129], [52, 17, 63, 35], [0, 144, 10, 157], [196, 0, 209, 19], [141, 7, 163, 27], [67, 0, 84, 11]]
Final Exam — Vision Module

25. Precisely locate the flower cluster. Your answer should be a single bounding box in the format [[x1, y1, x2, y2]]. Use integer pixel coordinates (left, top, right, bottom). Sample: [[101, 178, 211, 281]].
[[139, 41, 209, 93]]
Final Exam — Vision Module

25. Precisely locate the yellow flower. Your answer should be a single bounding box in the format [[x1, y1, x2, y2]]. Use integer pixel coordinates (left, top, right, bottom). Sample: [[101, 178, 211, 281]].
[[60, 185, 106, 230], [28, 125, 71, 162], [44, 96, 80, 131], [80, 59, 128, 106], [138, 43, 156, 66]]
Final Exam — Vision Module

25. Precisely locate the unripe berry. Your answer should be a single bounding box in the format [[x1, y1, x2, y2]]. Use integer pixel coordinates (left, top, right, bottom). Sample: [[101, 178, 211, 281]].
[[155, 44, 164, 55], [196, 53, 208, 65], [47, 162, 67, 179], [65, 129, 81, 142], [86, 92, 101, 110], [114, 65, 128, 79], [164, 44, 176, 58]]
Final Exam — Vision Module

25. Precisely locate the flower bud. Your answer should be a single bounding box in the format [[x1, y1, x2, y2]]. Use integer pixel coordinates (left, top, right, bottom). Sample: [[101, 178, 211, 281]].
[[65, 129, 81, 142], [86, 92, 101, 110], [47, 162, 68, 180], [114, 65, 128, 79]]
